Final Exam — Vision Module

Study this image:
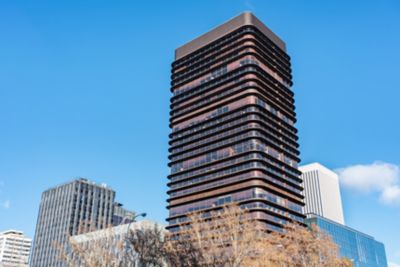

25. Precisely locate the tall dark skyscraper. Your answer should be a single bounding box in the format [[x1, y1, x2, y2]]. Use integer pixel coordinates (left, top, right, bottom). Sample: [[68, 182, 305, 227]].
[[167, 12, 305, 232]]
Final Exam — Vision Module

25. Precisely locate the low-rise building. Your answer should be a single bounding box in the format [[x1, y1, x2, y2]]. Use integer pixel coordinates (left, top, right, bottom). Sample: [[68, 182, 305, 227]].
[[0, 230, 32, 267], [71, 220, 165, 266], [306, 214, 387, 267]]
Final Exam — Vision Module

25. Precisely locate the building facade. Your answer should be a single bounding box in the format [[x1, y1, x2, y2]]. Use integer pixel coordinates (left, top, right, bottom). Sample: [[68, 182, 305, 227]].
[[0, 230, 31, 267], [306, 214, 387, 267], [30, 178, 116, 267], [300, 162, 345, 224], [167, 12, 304, 232], [112, 202, 136, 226]]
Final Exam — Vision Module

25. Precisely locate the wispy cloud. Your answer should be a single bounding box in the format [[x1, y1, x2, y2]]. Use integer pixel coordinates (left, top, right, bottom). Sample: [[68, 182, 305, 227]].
[[0, 200, 10, 209], [0, 181, 10, 209], [389, 262, 400, 267], [244, 0, 256, 11], [336, 162, 400, 205]]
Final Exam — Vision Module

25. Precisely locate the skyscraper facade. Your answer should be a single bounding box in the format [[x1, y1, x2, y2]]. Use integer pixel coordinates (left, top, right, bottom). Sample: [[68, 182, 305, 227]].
[[300, 162, 345, 224], [167, 12, 304, 232], [0, 230, 31, 267], [30, 178, 116, 267], [306, 214, 387, 267]]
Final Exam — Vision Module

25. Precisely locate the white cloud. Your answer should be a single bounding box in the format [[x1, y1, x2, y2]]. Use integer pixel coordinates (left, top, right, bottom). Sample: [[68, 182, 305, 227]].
[[336, 162, 400, 205], [389, 262, 400, 267], [0, 200, 10, 209]]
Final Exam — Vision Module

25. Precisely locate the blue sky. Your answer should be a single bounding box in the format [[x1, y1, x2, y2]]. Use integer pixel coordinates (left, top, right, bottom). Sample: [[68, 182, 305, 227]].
[[1, 0, 399, 265]]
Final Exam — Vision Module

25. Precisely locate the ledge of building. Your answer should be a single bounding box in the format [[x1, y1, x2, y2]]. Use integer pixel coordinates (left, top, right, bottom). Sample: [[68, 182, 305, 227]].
[[175, 12, 286, 60]]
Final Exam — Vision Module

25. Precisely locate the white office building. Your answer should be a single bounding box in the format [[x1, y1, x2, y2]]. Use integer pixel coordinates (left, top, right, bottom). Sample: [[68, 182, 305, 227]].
[[299, 162, 345, 224], [0, 230, 32, 267]]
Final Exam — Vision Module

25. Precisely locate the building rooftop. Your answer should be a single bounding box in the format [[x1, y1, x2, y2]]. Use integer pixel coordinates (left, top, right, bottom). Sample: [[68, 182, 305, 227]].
[[43, 178, 113, 193], [175, 12, 286, 60], [0, 230, 24, 235], [306, 213, 378, 240], [0, 230, 31, 240], [72, 220, 165, 243], [299, 162, 339, 178]]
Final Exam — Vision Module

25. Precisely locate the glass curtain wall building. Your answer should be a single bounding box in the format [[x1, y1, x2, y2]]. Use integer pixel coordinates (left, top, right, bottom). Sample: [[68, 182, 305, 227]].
[[167, 12, 304, 232], [306, 214, 387, 267]]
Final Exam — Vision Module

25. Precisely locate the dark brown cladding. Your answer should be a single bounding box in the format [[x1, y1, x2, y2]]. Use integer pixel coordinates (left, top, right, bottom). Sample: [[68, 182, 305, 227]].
[[167, 12, 304, 232], [175, 12, 286, 60]]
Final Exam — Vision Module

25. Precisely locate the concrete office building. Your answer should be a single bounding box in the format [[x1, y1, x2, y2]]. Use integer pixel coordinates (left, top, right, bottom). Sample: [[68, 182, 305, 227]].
[[300, 162, 345, 224], [306, 214, 387, 267], [0, 230, 31, 267], [167, 12, 304, 232], [30, 178, 116, 267]]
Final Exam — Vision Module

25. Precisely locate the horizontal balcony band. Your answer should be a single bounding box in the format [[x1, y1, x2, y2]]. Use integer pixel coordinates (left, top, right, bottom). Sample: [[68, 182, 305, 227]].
[[172, 31, 292, 80], [168, 157, 302, 191], [168, 142, 300, 180], [170, 81, 297, 123], [168, 132, 300, 165], [166, 211, 290, 232], [168, 150, 302, 181], [167, 180, 304, 208], [171, 67, 294, 116], [169, 109, 299, 150], [167, 177, 304, 209], [167, 170, 304, 200], [172, 46, 292, 89], [171, 64, 294, 107], [170, 99, 297, 138], [172, 26, 290, 73], [166, 199, 305, 226], [169, 122, 300, 159]]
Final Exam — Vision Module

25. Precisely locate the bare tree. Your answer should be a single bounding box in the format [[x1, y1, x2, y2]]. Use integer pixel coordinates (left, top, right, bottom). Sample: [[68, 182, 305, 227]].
[[163, 233, 204, 267], [56, 227, 126, 267], [257, 222, 353, 267], [165, 204, 264, 267], [165, 204, 353, 267], [57, 204, 353, 267], [126, 224, 166, 267]]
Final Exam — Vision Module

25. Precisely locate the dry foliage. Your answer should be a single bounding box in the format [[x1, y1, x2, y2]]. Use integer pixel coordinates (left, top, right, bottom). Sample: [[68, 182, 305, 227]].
[[57, 223, 167, 267], [126, 224, 166, 266], [165, 205, 263, 267], [165, 204, 352, 267], [254, 223, 353, 267], [58, 204, 353, 267], [56, 226, 126, 267]]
